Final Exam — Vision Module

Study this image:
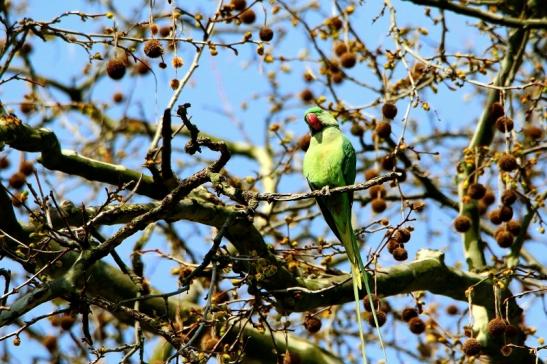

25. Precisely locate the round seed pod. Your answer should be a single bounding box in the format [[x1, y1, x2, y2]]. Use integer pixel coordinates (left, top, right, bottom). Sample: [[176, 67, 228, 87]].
[[303, 315, 322, 333], [454, 215, 472, 233], [408, 317, 425, 334], [170, 79, 180, 90], [135, 61, 150, 75], [159, 62, 167, 69], [498, 154, 518, 172], [333, 42, 348, 57], [149, 23, 159, 35], [330, 72, 344, 84], [506, 220, 521, 235], [369, 185, 386, 199], [467, 183, 486, 200], [231, 0, 247, 11], [387, 239, 400, 254], [42, 335, 58, 353], [392, 228, 411, 243], [487, 317, 507, 337], [364, 169, 379, 181], [371, 198, 387, 213], [350, 123, 363, 136], [19, 160, 34, 176], [299, 89, 313, 103], [499, 205, 513, 222], [489, 209, 502, 225], [172, 56, 184, 68], [523, 125, 543, 140], [368, 310, 387, 327], [8, 172, 26, 189], [363, 294, 379, 312], [375, 121, 391, 138], [106, 58, 126, 80], [340, 52, 356, 68], [298, 134, 311, 152], [392, 246, 408, 261], [382, 103, 397, 119], [402, 307, 418, 322], [482, 190, 496, 205], [240, 9, 256, 24], [0, 156, 9, 169], [495, 116, 514, 133], [462, 338, 481, 356], [112, 92, 124, 103], [381, 154, 396, 170], [144, 39, 163, 58], [490, 102, 504, 120], [329, 17, 343, 30], [501, 189, 517, 205], [159, 25, 172, 37], [446, 305, 459, 316], [259, 27, 274, 41], [495, 229, 513, 248]]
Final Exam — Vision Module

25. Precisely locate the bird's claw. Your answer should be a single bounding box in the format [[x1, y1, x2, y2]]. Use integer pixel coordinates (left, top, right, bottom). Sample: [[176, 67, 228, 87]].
[[320, 185, 331, 196]]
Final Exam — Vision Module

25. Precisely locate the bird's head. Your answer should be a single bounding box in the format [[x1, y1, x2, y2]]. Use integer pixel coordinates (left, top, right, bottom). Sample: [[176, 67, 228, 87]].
[[304, 107, 339, 133]]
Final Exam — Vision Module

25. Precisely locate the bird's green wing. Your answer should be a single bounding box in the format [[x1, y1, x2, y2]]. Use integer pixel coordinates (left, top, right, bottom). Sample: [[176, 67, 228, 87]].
[[341, 136, 356, 205]]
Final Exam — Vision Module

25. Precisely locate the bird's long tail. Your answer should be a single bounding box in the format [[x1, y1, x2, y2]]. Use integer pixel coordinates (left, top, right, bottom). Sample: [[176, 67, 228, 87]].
[[349, 232, 387, 363]]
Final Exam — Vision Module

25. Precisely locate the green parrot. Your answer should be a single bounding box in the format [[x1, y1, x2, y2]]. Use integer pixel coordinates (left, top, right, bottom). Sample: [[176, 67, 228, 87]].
[[302, 106, 384, 363]]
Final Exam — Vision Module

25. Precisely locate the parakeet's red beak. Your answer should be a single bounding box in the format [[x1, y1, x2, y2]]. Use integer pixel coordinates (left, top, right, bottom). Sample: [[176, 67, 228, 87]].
[[306, 113, 322, 131]]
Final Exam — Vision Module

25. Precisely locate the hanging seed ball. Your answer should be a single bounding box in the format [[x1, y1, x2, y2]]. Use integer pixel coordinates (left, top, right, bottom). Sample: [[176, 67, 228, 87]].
[[240, 9, 256, 24], [490, 102, 504, 120], [402, 308, 418, 322], [112, 91, 124, 103], [42, 335, 58, 353], [172, 56, 184, 68], [363, 294, 379, 312], [523, 125, 543, 140], [159, 62, 167, 69], [482, 190, 496, 205], [231, 0, 247, 11], [462, 338, 481, 356], [259, 27, 274, 41], [371, 198, 387, 213], [298, 134, 311, 151], [375, 121, 392, 139], [392, 228, 411, 243], [368, 310, 387, 327], [467, 183, 486, 200], [135, 61, 150, 75], [20, 101, 34, 114], [387, 239, 400, 254], [159, 25, 172, 37], [501, 189, 517, 205], [364, 169, 379, 181], [8, 172, 26, 189], [495, 228, 513, 248], [487, 318, 507, 337], [392, 246, 408, 261], [60, 313, 76, 330], [506, 220, 521, 235], [505, 324, 519, 337], [382, 102, 397, 119], [498, 153, 518, 172], [300, 89, 314, 103], [149, 23, 159, 35], [454, 215, 472, 233], [408, 317, 426, 334], [347, 123, 361, 137], [0, 156, 9, 169], [170, 79, 180, 90], [340, 52, 357, 68], [489, 209, 502, 225], [144, 39, 163, 58], [334, 42, 348, 57], [303, 315, 322, 333], [446, 305, 459, 316], [495, 116, 514, 133], [369, 185, 386, 199], [381, 154, 396, 170], [19, 160, 34, 176], [499, 205, 513, 222], [106, 58, 126, 80]]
